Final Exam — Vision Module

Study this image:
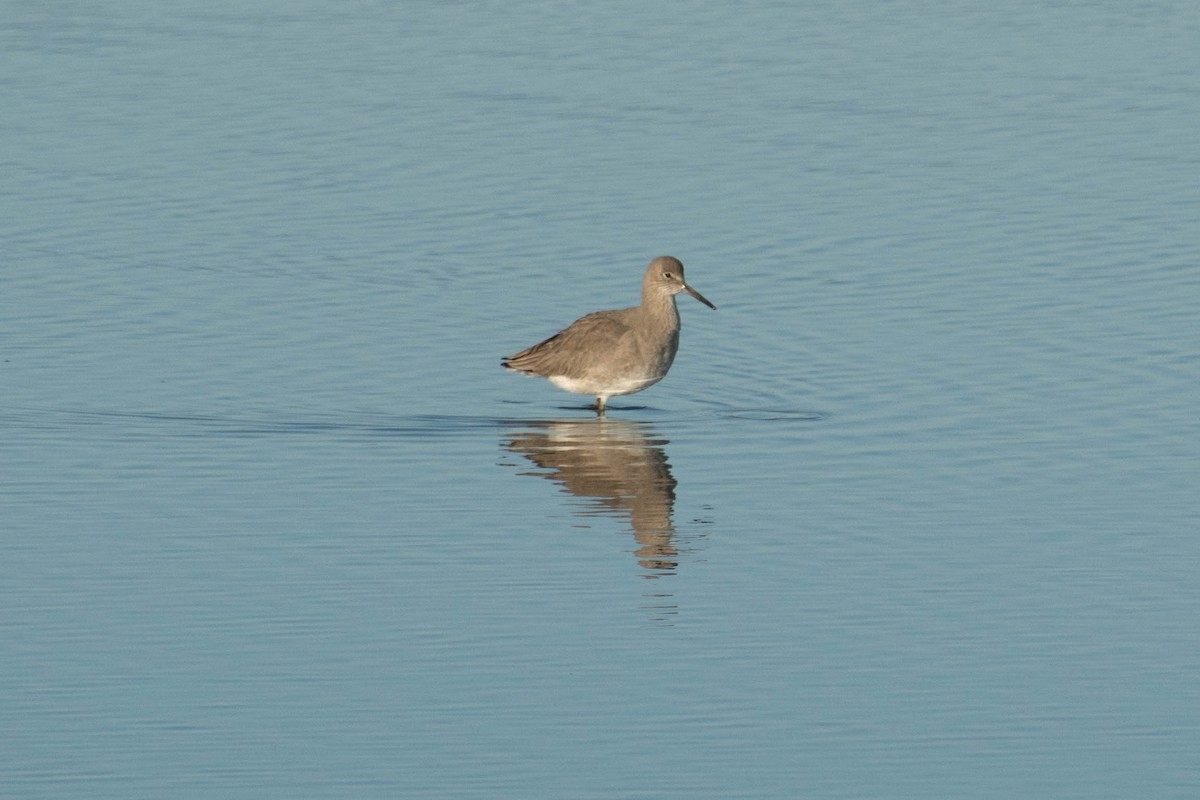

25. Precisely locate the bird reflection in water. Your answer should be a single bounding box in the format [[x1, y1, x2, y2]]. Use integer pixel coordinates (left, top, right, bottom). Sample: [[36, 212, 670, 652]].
[[502, 418, 681, 576]]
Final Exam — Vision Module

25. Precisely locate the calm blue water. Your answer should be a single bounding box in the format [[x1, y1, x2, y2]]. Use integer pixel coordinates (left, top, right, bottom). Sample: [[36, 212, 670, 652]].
[[3, 2, 1199, 798]]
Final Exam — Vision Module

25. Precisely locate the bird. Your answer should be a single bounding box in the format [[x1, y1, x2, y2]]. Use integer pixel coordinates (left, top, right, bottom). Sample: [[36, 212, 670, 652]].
[[502, 256, 715, 414]]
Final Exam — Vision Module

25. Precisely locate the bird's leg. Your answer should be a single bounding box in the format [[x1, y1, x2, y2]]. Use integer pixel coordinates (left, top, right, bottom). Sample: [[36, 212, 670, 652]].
[[594, 396, 606, 416]]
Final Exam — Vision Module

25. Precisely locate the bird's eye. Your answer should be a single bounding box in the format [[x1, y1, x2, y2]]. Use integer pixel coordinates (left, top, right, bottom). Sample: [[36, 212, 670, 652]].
[[663, 272, 674, 280]]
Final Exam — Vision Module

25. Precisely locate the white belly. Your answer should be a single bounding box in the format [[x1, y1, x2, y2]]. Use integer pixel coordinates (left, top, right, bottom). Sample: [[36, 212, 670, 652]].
[[548, 374, 662, 398]]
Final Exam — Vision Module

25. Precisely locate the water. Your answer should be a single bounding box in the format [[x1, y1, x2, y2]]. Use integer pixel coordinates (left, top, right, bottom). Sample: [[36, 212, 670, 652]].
[[3, 2, 1199, 798]]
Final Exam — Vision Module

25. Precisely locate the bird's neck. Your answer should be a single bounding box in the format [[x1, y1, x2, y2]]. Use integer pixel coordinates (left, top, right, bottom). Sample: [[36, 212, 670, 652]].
[[638, 292, 680, 330]]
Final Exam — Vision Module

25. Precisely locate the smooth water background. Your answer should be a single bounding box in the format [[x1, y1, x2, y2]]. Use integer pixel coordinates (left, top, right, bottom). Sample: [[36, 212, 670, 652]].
[[3, 2, 1199, 798]]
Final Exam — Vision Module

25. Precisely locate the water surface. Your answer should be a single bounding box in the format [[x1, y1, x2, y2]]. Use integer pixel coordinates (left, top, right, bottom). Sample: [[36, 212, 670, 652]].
[[3, 2, 1199, 798]]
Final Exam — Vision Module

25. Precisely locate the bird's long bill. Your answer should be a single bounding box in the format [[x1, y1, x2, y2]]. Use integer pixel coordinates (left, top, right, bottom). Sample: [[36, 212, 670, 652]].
[[683, 283, 717, 310]]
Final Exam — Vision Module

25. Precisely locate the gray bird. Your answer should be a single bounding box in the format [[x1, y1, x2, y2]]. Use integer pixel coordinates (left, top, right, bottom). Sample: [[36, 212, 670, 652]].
[[503, 256, 716, 414]]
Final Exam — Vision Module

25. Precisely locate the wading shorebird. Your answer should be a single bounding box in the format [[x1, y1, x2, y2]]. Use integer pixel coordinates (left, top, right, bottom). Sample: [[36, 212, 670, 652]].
[[502, 256, 716, 414]]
